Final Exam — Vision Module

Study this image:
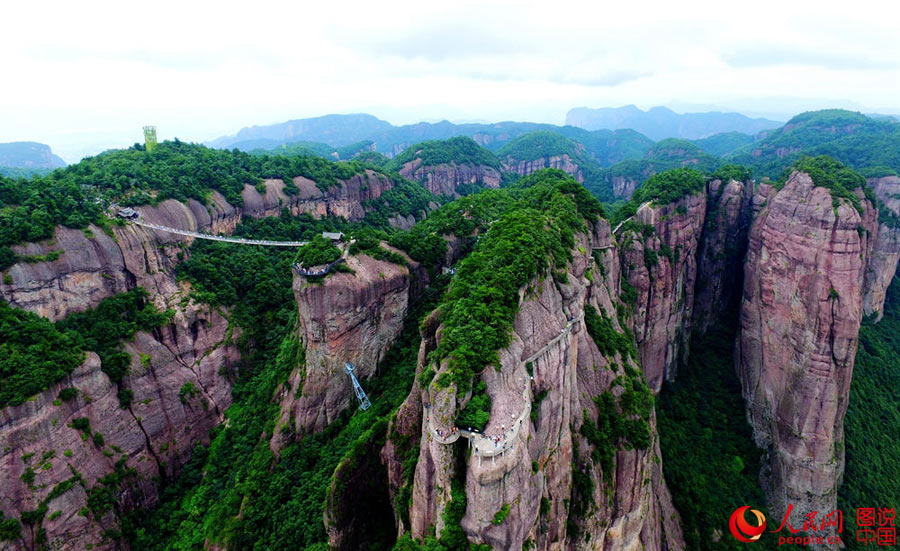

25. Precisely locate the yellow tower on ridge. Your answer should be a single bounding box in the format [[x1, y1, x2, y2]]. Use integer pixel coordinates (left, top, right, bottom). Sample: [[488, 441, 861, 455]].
[[143, 126, 158, 153]]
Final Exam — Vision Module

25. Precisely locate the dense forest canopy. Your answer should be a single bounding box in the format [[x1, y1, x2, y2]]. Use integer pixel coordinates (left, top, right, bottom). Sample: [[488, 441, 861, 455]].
[[125, 202, 452, 549], [610, 167, 708, 224], [782, 156, 873, 214], [428, 170, 604, 393], [554, 126, 655, 166], [659, 326, 778, 550], [839, 275, 900, 550], [691, 131, 755, 157], [646, 138, 718, 166], [389, 136, 502, 171], [0, 140, 419, 249], [729, 109, 900, 177], [6, 109, 890, 258], [249, 139, 375, 161], [496, 131, 582, 161], [0, 167, 54, 179]]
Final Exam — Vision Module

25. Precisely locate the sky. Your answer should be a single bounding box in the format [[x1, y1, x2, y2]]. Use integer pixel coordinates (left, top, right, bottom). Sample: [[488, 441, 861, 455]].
[[3, 0, 899, 162]]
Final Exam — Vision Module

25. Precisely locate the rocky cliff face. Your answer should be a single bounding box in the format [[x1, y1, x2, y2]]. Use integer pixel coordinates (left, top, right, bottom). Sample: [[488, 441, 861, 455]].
[[862, 176, 900, 320], [502, 155, 584, 183], [286, 170, 401, 222], [399, 158, 502, 197], [612, 176, 638, 200], [0, 213, 243, 550], [737, 171, 877, 537], [1, 175, 402, 320], [272, 249, 426, 441], [692, 178, 755, 335], [1, 316, 236, 551], [619, 192, 707, 391], [395, 223, 684, 550], [0, 174, 403, 550]]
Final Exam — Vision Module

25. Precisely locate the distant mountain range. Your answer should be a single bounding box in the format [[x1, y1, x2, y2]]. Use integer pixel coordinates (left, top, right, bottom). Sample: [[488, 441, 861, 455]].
[[0, 142, 66, 169], [207, 106, 785, 162], [207, 114, 394, 150], [206, 114, 656, 166], [565, 105, 782, 140], [0, 141, 66, 178]]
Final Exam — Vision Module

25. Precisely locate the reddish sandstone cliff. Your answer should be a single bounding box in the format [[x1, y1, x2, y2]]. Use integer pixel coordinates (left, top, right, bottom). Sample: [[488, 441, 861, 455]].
[[501, 154, 584, 183], [0, 174, 403, 550], [399, 158, 502, 197], [692, 177, 755, 334], [862, 175, 900, 320], [0, 219, 240, 551], [612, 176, 639, 200], [396, 222, 684, 551], [737, 171, 877, 537], [272, 249, 426, 441], [618, 192, 707, 391]]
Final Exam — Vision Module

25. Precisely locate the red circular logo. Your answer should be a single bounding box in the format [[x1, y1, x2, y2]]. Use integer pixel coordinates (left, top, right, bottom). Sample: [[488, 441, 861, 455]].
[[730, 506, 767, 542]]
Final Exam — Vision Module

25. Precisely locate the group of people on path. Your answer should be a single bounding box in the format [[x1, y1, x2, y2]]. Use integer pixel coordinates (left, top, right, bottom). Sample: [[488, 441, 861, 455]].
[[436, 426, 459, 440]]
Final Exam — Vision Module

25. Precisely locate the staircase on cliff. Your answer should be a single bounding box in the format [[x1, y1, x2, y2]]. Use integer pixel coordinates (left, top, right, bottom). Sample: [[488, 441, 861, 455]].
[[345, 363, 372, 411]]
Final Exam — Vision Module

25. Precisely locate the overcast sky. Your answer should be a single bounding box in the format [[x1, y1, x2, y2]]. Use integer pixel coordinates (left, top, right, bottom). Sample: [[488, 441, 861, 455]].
[[3, 0, 898, 162]]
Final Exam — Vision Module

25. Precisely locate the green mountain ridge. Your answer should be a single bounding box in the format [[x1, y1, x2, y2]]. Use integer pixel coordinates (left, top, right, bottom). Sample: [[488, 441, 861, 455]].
[[728, 109, 900, 178]]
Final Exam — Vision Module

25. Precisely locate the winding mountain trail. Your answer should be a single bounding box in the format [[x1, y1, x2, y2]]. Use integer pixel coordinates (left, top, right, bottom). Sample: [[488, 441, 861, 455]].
[[426, 313, 584, 459]]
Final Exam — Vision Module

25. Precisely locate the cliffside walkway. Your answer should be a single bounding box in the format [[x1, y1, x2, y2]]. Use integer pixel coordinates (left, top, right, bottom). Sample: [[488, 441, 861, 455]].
[[426, 313, 583, 460], [132, 220, 309, 247], [611, 216, 634, 235], [292, 258, 346, 277]]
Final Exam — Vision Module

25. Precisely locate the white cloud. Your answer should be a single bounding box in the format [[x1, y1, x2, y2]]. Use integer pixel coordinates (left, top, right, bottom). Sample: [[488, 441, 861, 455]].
[[2, 0, 898, 161]]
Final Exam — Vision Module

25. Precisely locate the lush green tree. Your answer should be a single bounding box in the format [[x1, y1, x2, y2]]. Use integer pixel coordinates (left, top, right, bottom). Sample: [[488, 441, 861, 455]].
[[611, 167, 707, 225], [129, 213, 449, 549], [294, 235, 342, 268], [0, 245, 15, 270], [429, 170, 603, 393], [0, 301, 83, 408], [780, 155, 871, 214], [0, 288, 169, 408]]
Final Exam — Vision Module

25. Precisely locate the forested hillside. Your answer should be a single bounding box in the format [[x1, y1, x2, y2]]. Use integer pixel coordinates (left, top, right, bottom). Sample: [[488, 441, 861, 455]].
[[121, 169, 599, 549], [728, 109, 900, 177], [691, 131, 755, 157], [390, 136, 503, 172], [0, 140, 429, 253], [209, 113, 656, 166], [839, 275, 900, 550]]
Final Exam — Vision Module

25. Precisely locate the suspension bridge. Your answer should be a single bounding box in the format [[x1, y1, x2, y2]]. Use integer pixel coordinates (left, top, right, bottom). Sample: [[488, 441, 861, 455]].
[[425, 312, 583, 461], [132, 220, 310, 247]]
